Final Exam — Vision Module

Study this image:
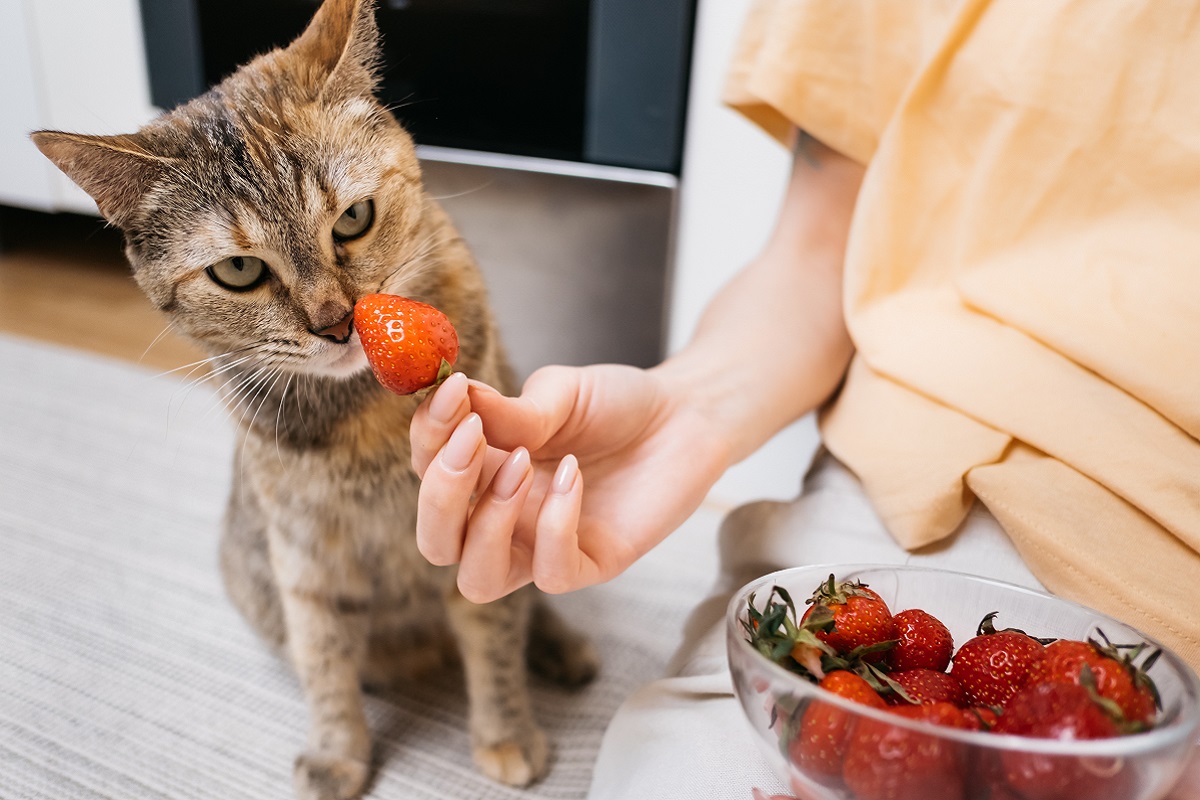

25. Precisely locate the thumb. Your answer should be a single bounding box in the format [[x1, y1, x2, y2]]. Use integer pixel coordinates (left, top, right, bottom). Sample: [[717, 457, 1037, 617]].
[[467, 365, 580, 453]]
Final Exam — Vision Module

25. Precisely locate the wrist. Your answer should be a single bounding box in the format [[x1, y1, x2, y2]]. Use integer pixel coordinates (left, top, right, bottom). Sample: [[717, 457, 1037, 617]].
[[649, 347, 769, 471]]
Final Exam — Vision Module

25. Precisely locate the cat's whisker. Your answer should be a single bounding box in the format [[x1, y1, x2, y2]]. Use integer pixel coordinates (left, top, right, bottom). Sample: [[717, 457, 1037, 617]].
[[138, 323, 183, 366], [428, 181, 492, 202], [147, 344, 252, 383], [376, 228, 447, 293], [222, 363, 271, 423], [382, 250, 443, 295], [159, 346, 268, 420], [184, 349, 264, 391], [200, 358, 266, 422], [239, 367, 286, 468], [294, 374, 314, 439], [163, 347, 264, 428], [274, 373, 295, 469], [382, 90, 427, 116], [238, 363, 278, 413], [180, 350, 269, 421], [250, 368, 286, 429], [378, 249, 438, 296], [226, 374, 274, 467], [225, 348, 311, 439]]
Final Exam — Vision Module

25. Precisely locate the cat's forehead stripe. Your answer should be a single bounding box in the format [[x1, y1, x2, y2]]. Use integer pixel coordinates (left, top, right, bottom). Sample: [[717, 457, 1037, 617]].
[[204, 103, 382, 221]]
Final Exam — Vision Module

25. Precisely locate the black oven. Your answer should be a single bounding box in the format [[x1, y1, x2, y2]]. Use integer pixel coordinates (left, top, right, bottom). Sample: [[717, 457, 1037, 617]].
[[139, 0, 695, 174]]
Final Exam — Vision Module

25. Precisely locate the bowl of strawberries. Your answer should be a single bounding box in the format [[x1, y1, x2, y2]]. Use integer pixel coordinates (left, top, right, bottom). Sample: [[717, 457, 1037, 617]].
[[726, 564, 1200, 800]]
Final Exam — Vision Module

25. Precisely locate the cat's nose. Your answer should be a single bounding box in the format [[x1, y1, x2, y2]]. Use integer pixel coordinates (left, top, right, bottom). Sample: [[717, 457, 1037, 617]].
[[310, 305, 354, 344]]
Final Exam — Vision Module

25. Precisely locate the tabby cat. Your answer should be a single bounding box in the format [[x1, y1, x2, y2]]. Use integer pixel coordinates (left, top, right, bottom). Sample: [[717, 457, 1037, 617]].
[[32, 1, 597, 797]]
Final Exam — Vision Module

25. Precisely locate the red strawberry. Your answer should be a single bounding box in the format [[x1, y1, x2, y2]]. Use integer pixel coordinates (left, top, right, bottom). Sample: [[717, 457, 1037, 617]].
[[801, 575, 898, 663], [994, 680, 1121, 739], [960, 706, 999, 731], [993, 681, 1131, 800], [1029, 635, 1160, 727], [949, 613, 1048, 708], [890, 700, 973, 730], [354, 294, 458, 395], [789, 670, 887, 786], [842, 701, 969, 800], [887, 669, 967, 707], [890, 608, 954, 672]]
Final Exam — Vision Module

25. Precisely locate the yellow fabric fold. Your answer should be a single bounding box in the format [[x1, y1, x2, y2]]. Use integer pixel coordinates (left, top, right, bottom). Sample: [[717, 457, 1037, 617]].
[[819, 357, 1011, 549], [725, 0, 1200, 666], [968, 445, 1200, 668]]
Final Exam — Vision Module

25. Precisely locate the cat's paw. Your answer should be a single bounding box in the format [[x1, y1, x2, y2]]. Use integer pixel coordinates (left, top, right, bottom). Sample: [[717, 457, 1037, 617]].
[[293, 750, 370, 800], [472, 729, 549, 787]]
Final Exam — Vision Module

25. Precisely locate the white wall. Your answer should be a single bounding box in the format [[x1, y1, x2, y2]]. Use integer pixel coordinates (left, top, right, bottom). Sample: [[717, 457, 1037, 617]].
[[670, 0, 819, 509], [0, 0, 58, 211], [0, 0, 158, 214]]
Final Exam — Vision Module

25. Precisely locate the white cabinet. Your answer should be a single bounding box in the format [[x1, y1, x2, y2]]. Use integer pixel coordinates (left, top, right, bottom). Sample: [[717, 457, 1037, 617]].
[[0, 0, 159, 214]]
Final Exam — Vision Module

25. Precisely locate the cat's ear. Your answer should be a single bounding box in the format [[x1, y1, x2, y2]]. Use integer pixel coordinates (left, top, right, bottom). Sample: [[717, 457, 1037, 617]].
[[31, 131, 164, 228], [287, 0, 381, 100]]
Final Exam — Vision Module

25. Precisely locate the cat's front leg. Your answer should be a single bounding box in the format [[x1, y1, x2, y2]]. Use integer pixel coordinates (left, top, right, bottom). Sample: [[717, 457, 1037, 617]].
[[270, 528, 374, 800], [446, 587, 548, 786]]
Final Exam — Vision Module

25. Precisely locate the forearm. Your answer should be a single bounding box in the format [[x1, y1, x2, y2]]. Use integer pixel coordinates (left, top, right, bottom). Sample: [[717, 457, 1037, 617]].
[[654, 133, 863, 466]]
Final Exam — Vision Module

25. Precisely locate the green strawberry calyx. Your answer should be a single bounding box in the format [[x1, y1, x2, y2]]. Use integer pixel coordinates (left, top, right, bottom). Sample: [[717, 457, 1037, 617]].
[[744, 586, 837, 680], [434, 358, 454, 387], [975, 611, 1057, 645], [807, 574, 877, 608]]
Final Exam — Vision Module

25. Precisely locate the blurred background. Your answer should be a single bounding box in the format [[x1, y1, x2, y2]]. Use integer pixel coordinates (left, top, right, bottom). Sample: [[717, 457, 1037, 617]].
[[0, 0, 814, 509]]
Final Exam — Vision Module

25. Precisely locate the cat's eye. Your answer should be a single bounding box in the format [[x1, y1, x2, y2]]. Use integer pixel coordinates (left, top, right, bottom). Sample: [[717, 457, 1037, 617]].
[[332, 199, 374, 241], [206, 256, 269, 292]]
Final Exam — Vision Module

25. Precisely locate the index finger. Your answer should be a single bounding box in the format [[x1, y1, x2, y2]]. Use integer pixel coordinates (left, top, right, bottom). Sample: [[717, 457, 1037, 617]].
[[411, 371, 470, 477]]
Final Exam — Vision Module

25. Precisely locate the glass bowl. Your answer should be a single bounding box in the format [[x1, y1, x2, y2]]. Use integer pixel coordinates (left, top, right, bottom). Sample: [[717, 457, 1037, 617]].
[[726, 564, 1200, 800]]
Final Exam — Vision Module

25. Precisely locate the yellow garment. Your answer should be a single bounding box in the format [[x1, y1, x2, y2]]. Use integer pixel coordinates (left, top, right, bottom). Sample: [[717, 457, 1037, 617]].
[[725, 0, 1200, 668]]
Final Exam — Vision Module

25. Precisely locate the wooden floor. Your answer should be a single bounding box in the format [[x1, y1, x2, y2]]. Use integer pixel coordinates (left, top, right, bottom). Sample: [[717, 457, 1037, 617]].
[[0, 206, 204, 373]]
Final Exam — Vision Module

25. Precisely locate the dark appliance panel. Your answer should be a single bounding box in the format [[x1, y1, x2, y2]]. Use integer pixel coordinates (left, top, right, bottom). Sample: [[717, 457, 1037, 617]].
[[139, 0, 694, 173]]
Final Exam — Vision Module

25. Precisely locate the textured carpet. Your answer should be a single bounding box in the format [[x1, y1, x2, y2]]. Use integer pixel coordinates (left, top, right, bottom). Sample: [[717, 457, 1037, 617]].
[[0, 333, 723, 800]]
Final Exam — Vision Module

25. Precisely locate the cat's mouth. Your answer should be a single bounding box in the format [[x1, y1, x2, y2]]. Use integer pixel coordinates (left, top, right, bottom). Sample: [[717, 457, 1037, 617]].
[[307, 334, 370, 379]]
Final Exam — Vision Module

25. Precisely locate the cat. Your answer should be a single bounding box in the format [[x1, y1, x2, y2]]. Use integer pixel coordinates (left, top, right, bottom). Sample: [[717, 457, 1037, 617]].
[[31, 1, 598, 797]]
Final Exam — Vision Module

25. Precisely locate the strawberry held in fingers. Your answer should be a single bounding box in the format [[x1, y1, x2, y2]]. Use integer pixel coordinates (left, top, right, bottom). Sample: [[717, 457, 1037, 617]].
[[354, 293, 459, 395]]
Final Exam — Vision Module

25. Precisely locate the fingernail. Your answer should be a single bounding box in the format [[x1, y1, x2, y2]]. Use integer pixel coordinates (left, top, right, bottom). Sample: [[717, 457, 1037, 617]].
[[430, 371, 467, 424], [492, 447, 530, 501], [466, 378, 500, 394], [465, 379, 502, 404], [441, 413, 482, 471], [551, 454, 578, 495]]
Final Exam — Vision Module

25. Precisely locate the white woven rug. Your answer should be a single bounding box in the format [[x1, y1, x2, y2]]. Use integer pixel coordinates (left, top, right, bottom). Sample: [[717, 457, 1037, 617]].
[[0, 333, 724, 800]]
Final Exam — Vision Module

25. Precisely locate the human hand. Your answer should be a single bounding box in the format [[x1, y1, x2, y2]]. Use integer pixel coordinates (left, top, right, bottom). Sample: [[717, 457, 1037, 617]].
[[410, 364, 730, 603]]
